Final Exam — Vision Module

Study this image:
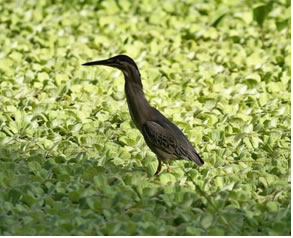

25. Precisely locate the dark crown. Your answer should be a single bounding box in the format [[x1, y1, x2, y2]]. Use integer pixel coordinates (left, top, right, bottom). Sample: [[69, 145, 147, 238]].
[[112, 55, 138, 70]]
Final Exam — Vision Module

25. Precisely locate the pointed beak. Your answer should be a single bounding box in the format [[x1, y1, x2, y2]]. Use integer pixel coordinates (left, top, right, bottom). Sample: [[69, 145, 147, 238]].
[[82, 58, 118, 68]]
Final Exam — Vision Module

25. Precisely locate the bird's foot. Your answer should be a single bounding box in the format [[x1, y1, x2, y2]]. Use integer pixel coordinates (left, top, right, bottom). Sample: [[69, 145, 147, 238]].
[[154, 170, 160, 177], [167, 163, 171, 173]]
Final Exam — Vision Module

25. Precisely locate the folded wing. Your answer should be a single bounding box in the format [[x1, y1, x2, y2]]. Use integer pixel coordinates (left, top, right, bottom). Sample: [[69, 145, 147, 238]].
[[142, 121, 204, 166]]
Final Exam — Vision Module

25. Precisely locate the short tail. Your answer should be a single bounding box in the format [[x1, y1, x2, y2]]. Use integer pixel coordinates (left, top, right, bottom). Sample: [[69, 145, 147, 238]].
[[189, 150, 204, 166]]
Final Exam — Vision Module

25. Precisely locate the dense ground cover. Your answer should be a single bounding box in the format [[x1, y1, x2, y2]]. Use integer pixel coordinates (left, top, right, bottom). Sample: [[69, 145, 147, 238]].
[[0, 0, 291, 235]]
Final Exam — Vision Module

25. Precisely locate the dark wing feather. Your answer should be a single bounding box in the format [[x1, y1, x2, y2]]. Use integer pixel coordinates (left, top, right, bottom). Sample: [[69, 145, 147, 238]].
[[142, 121, 204, 166]]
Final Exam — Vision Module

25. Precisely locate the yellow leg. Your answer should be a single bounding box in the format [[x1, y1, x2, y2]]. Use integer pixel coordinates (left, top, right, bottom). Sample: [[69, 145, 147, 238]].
[[167, 162, 171, 173]]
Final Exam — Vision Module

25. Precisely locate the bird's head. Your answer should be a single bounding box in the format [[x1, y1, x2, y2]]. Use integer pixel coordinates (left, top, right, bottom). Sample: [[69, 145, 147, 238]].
[[82, 55, 139, 77]]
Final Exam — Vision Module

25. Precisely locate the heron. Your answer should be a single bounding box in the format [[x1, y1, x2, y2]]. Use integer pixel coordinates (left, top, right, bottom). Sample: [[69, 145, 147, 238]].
[[82, 55, 204, 176]]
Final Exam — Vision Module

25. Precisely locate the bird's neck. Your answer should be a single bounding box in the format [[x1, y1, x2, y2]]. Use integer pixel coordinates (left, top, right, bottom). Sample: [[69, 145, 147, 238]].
[[124, 72, 152, 131]]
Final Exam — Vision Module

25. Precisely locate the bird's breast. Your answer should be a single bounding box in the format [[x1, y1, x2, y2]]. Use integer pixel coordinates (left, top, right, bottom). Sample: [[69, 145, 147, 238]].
[[125, 96, 141, 130]]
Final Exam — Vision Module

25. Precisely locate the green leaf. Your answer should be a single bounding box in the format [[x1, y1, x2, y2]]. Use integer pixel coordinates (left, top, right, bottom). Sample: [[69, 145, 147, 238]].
[[201, 214, 213, 229], [37, 72, 50, 81], [28, 161, 42, 172], [276, 19, 289, 31], [22, 194, 37, 206], [266, 201, 279, 212], [68, 190, 81, 203], [159, 173, 176, 185], [215, 176, 224, 188], [253, 2, 273, 27], [210, 9, 229, 27], [8, 189, 22, 205], [93, 174, 107, 188], [55, 73, 69, 85]]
